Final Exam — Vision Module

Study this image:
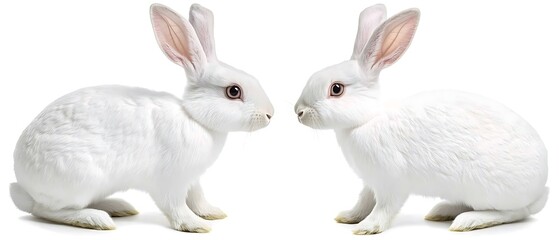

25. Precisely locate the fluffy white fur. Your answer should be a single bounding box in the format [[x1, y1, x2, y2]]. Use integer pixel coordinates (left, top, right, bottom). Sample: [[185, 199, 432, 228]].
[[10, 3, 273, 232], [295, 4, 547, 234]]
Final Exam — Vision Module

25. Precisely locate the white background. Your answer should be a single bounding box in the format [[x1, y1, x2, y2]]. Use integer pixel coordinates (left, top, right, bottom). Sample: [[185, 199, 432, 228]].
[[1, 0, 557, 239]]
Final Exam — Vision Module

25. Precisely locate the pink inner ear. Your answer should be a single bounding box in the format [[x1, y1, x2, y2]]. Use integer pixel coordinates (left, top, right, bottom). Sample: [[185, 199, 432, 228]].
[[378, 15, 418, 66], [163, 15, 188, 58], [152, 8, 192, 64]]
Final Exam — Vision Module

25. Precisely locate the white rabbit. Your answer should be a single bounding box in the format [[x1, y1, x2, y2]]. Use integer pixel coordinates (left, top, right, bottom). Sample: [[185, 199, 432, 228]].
[[10, 3, 273, 232], [295, 4, 547, 234]]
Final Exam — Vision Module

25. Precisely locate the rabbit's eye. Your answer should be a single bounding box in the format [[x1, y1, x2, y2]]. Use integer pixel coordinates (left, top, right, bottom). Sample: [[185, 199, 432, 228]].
[[330, 83, 344, 97], [226, 85, 242, 100]]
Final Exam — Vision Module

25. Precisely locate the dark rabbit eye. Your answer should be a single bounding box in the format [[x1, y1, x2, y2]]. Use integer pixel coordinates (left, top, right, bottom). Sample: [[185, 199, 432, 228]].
[[330, 83, 344, 97], [226, 85, 242, 100]]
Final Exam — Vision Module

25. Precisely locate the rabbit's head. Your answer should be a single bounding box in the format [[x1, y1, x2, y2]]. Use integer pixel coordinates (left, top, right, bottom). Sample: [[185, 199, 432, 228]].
[[151, 4, 273, 132], [295, 5, 419, 129]]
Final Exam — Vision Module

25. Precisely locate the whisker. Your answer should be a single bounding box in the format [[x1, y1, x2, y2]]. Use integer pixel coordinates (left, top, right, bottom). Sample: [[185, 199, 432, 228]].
[[241, 117, 254, 148], [249, 113, 256, 133], [243, 131, 251, 148], [310, 112, 321, 141]]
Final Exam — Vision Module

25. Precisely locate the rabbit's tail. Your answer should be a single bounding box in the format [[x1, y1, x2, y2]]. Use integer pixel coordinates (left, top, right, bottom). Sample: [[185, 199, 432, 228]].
[[528, 186, 549, 215], [10, 182, 34, 213]]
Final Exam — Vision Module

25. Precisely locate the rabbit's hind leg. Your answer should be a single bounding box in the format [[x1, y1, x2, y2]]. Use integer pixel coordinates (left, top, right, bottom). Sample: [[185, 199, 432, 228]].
[[449, 208, 529, 231], [32, 203, 115, 230]]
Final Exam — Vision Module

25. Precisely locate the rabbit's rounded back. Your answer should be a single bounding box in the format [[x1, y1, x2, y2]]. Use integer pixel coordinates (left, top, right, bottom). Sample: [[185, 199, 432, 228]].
[[341, 90, 547, 209]]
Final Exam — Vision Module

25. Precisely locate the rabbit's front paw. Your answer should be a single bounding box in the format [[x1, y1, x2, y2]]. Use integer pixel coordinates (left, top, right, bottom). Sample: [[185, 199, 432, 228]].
[[425, 201, 472, 222], [335, 210, 365, 224], [89, 198, 138, 217], [194, 205, 227, 220], [171, 218, 212, 233], [352, 217, 389, 235]]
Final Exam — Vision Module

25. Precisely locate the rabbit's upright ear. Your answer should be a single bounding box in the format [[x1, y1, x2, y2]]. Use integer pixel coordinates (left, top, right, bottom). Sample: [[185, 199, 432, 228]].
[[189, 4, 217, 62], [150, 4, 207, 76], [351, 4, 387, 59], [359, 9, 420, 74]]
